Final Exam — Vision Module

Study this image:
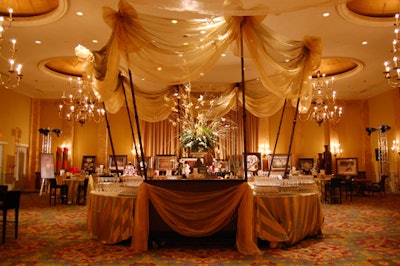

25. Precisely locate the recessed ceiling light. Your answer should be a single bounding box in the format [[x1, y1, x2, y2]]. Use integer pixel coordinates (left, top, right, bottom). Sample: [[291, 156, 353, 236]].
[[157, 67, 162, 71], [76, 11, 83, 16], [221, 53, 226, 57], [35, 40, 42, 44], [92, 40, 98, 43], [171, 19, 178, 24], [362, 41, 368, 45], [323, 12, 330, 17]]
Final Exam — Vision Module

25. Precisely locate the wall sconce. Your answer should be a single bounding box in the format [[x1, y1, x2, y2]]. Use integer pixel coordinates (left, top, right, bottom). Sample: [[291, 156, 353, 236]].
[[259, 143, 271, 159], [391, 140, 400, 154], [331, 142, 343, 157]]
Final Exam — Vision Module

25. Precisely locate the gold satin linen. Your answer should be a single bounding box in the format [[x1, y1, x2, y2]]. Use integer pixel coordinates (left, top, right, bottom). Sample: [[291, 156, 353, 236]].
[[62, 177, 85, 204], [255, 192, 323, 247], [132, 182, 261, 255], [88, 191, 136, 244]]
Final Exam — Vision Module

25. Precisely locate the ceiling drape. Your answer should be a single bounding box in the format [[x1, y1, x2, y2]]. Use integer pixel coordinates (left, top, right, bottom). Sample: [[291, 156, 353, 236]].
[[82, 0, 321, 122]]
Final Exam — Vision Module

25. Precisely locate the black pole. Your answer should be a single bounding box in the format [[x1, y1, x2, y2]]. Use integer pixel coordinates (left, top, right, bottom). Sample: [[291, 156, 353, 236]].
[[102, 102, 120, 176], [128, 69, 147, 180], [240, 18, 248, 181], [283, 98, 301, 178], [120, 75, 140, 168], [268, 99, 287, 177]]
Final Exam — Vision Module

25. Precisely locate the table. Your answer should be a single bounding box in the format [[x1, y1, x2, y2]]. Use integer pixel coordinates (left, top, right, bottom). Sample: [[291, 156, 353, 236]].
[[61, 177, 86, 204], [352, 178, 371, 196], [315, 176, 332, 203], [87, 191, 136, 244], [255, 192, 323, 248], [87, 181, 324, 254]]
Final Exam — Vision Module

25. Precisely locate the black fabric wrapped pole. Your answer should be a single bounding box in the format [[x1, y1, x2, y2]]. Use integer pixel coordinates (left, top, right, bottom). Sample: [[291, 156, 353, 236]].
[[268, 99, 287, 177], [102, 102, 120, 175], [283, 98, 301, 178], [121, 74, 140, 169], [128, 69, 147, 180]]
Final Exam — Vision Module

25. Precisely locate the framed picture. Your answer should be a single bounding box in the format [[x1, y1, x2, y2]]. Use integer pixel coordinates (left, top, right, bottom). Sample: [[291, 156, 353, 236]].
[[336, 157, 358, 176], [82, 155, 96, 174], [180, 157, 199, 173], [40, 153, 55, 179], [134, 156, 153, 171], [243, 152, 262, 172], [154, 155, 178, 171], [108, 155, 127, 171], [214, 159, 230, 172], [268, 154, 291, 171], [298, 158, 314, 173]]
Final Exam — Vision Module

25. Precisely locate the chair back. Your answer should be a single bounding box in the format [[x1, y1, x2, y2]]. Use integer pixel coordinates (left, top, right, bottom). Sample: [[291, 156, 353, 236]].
[[380, 175, 389, 191], [330, 177, 342, 187], [1, 190, 21, 210], [0, 185, 8, 192]]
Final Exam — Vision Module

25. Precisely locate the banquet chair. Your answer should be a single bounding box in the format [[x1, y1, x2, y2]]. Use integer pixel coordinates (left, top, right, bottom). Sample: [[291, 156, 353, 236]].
[[77, 178, 89, 205], [324, 177, 342, 204], [0, 185, 8, 192], [49, 178, 68, 205], [366, 175, 388, 197], [0, 190, 21, 244]]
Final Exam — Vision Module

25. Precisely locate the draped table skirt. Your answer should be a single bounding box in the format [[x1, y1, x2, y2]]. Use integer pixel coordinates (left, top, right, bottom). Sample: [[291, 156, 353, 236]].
[[255, 192, 323, 247], [87, 191, 136, 244]]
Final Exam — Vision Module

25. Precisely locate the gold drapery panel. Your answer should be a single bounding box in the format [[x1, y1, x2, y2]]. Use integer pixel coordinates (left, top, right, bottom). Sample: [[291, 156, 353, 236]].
[[132, 182, 261, 255], [84, 0, 321, 122], [255, 193, 324, 246]]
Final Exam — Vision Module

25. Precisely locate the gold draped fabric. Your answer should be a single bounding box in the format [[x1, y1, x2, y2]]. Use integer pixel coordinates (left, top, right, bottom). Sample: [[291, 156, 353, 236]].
[[132, 182, 261, 255], [84, 0, 321, 122], [88, 192, 136, 244], [255, 193, 323, 246]]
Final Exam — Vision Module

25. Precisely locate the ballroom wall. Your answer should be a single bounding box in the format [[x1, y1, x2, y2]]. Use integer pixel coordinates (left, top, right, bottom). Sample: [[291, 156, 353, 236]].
[[0, 87, 399, 192]]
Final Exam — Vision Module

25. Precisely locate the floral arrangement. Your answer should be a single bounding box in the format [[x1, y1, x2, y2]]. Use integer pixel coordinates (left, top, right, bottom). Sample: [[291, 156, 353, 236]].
[[165, 83, 232, 153], [179, 114, 218, 152]]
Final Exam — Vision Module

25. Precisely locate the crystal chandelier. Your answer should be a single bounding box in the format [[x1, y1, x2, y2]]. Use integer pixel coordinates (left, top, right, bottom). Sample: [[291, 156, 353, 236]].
[[58, 75, 105, 125], [299, 71, 343, 126], [0, 8, 23, 90], [383, 13, 400, 87]]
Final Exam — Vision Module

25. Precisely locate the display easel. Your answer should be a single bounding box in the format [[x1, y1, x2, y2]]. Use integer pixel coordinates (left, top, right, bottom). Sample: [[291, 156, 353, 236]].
[[39, 153, 55, 195]]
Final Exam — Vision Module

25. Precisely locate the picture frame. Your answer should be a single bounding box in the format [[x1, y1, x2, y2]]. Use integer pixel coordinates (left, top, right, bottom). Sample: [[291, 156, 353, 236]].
[[40, 153, 55, 179], [336, 157, 358, 176], [180, 157, 199, 173], [134, 156, 153, 171], [154, 155, 178, 171], [82, 155, 96, 174], [268, 154, 291, 171], [214, 159, 230, 172], [108, 155, 127, 171], [297, 158, 314, 174], [243, 152, 262, 172]]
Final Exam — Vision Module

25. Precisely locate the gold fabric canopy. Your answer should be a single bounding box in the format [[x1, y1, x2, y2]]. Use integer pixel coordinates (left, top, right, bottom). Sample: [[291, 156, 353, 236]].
[[84, 0, 322, 122]]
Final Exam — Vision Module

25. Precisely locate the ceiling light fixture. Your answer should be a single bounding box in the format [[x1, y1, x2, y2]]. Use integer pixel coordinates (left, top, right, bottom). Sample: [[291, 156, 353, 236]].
[[383, 13, 400, 88], [0, 8, 23, 90], [58, 45, 105, 125], [58, 76, 105, 125], [299, 71, 343, 126]]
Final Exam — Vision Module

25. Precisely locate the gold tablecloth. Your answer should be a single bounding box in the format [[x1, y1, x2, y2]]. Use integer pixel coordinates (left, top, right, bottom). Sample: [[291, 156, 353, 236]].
[[255, 192, 323, 247], [87, 191, 136, 244], [61, 177, 85, 204], [131, 182, 261, 255]]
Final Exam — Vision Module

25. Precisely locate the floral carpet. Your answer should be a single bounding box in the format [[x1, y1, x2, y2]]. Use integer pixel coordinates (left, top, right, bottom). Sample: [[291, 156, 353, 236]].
[[0, 192, 399, 265]]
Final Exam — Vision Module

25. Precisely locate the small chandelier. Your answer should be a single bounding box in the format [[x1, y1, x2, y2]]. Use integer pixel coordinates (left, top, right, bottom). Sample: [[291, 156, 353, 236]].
[[0, 8, 23, 90], [58, 75, 105, 125], [299, 71, 343, 126], [383, 13, 400, 88]]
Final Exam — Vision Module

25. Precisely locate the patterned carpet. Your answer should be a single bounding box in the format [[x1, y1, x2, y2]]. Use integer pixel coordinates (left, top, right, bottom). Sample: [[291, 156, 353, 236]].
[[1, 191, 400, 265]]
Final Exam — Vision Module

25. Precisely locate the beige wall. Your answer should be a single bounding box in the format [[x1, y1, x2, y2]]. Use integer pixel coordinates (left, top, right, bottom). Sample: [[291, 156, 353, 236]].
[[1, 87, 399, 192]]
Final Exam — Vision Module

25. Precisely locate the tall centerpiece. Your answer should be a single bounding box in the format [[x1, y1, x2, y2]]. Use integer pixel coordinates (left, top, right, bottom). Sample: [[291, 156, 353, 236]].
[[165, 83, 233, 164]]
